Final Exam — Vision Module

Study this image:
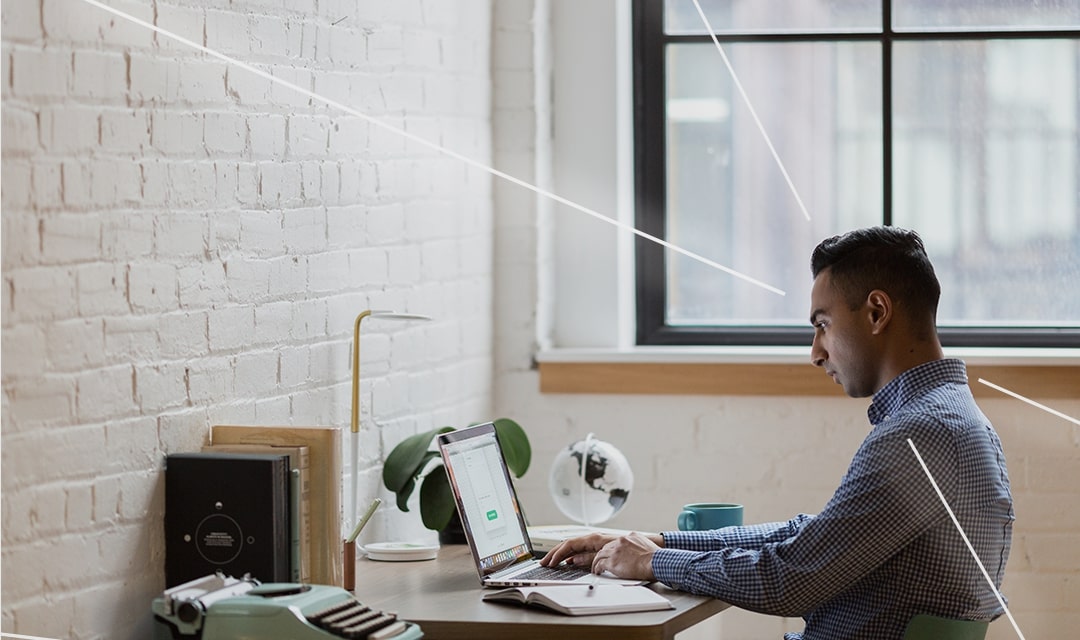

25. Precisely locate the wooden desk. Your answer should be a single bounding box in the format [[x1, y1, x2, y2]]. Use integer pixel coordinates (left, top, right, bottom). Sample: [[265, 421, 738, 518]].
[[350, 545, 730, 640]]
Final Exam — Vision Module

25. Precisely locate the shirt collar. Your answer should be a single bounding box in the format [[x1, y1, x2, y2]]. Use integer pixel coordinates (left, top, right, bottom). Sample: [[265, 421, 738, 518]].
[[867, 358, 968, 426]]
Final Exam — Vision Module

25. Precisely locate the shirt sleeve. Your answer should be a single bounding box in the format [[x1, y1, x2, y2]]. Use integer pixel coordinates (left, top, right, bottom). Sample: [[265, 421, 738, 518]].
[[651, 419, 958, 617], [661, 514, 815, 551]]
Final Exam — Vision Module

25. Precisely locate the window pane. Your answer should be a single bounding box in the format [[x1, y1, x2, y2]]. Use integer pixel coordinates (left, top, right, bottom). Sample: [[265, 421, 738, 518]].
[[892, 39, 1080, 327], [894, 0, 1080, 30], [665, 0, 881, 35], [665, 42, 883, 326]]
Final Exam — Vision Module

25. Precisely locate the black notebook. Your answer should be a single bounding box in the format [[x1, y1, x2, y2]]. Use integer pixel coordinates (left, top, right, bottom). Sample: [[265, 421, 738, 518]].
[[164, 452, 291, 587]]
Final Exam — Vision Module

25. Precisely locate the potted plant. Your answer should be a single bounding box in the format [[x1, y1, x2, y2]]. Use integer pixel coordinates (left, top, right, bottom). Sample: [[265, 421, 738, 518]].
[[382, 418, 530, 541]]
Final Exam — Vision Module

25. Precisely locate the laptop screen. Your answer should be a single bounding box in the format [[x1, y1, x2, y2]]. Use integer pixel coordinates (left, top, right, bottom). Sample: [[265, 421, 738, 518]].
[[438, 423, 533, 578]]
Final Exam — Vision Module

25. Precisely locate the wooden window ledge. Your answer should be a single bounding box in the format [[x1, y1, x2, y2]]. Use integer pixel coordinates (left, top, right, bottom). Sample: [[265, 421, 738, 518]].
[[537, 349, 1080, 398]]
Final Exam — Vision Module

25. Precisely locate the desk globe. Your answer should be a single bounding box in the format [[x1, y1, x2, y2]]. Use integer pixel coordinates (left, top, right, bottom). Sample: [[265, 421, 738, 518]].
[[548, 434, 633, 525]]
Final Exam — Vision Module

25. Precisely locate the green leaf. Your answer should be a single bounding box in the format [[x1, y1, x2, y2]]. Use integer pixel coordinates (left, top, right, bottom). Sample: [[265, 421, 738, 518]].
[[494, 418, 531, 478], [382, 427, 454, 493], [419, 466, 456, 531], [391, 450, 441, 511], [395, 477, 415, 513]]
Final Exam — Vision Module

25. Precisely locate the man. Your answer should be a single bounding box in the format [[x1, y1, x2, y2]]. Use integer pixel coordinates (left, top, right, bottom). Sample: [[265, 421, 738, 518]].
[[541, 227, 1014, 639]]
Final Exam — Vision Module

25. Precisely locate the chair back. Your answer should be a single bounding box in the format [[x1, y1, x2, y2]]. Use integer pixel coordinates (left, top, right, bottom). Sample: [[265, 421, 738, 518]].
[[903, 614, 989, 640]]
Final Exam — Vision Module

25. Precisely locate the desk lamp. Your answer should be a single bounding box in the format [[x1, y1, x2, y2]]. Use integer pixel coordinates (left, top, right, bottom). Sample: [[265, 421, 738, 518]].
[[346, 310, 431, 581]]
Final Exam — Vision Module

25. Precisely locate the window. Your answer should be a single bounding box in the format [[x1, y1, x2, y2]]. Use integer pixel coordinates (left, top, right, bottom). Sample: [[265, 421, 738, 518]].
[[634, 0, 1080, 347]]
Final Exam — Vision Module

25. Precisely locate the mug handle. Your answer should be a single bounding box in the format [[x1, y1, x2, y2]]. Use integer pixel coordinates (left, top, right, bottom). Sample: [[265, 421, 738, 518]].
[[677, 510, 697, 531]]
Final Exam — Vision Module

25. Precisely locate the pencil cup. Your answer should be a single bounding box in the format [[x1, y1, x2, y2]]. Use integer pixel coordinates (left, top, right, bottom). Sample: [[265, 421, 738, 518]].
[[343, 539, 356, 591]]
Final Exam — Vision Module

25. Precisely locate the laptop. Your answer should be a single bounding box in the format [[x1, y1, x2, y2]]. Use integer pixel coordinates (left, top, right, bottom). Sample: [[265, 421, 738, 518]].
[[438, 423, 645, 588]]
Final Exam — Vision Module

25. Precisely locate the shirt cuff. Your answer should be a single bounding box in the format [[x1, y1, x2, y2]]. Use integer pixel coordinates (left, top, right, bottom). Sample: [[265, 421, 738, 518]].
[[651, 547, 703, 590]]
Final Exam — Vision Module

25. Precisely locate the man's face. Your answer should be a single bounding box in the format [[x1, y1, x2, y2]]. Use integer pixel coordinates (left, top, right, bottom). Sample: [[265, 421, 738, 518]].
[[809, 269, 879, 398]]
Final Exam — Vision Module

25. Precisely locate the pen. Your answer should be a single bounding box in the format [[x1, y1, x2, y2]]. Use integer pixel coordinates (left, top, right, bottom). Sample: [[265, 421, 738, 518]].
[[346, 498, 382, 543]]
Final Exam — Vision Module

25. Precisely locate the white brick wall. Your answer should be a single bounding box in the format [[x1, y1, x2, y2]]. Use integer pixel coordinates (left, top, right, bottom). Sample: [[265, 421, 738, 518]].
[[2, 1, 493, 638]]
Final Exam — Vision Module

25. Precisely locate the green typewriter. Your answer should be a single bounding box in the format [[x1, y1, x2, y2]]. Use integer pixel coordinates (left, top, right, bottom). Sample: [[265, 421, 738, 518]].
[[153, 574, 423, 640]]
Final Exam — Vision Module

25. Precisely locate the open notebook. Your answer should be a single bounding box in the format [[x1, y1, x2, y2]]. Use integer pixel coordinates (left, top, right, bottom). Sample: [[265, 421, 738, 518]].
[[438, 423, 644, 588]]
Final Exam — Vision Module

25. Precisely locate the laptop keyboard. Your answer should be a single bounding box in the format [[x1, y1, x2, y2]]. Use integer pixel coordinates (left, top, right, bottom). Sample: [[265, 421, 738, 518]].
[[514, 564, 590, 581]]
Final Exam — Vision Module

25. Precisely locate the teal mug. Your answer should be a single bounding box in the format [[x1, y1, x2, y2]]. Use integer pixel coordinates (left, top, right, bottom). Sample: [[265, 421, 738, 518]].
[[677, 503, 744, 531]]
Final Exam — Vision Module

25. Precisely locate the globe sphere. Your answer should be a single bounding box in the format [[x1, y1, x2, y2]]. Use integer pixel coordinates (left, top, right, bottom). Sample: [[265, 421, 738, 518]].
[[548, 436, 633, 525]]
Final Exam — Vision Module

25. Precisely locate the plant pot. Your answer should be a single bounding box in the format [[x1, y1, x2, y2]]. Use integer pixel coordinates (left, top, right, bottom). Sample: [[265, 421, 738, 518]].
[[438, 510, 468, 545]]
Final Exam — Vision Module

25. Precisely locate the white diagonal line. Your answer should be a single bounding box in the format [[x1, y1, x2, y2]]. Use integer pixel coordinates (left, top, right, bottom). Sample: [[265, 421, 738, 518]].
[[75, 0, 786, 297], [906, 439, 1026, 640], [0, 633, 65, 640], [690, 0, 812, 222], [978, 378, 1080, 426]]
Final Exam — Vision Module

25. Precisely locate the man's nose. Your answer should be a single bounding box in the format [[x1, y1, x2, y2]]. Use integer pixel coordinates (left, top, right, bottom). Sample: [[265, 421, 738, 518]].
[[810, 335, 826, 368]]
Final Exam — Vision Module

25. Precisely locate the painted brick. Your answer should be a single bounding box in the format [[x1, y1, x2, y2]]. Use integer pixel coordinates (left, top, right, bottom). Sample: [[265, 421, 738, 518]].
[[76, 364, 134, 422], [100, 108, 151, 154], [290, 298, 327, 340], [253, 300, 293, 344], [3, 2, 41, 42], [134, 362, 188, 413], [203, 111, 247, 156], [268, 254, 308, 296], [224, 257, 271, 300], [208, 306, 256, 352], [308, 251, 350, 293], [41, 213, 101, 263], [41, 106, 99, 155], [42, 0, 154, 49], [72, 50, 126, 99], [104, 418, 160, 476], [11, 265, 77, 321], [90, 158, 142, 207], [100, 211, 153, 261], [129, 54, 180, 104], [157, 311, 208, 359], [178, 261, 228, 308], [65, 482, 94, 531], [248, 114, 287, 158], [233, 350, 279, 397], [103, 315, 157, 363], [128, 262, 178, 313], [2, 323, 47, 381], [155, 2, 205, 53], [177, 59, 228, 105], [46, 317, 105, 373], [3, 161, 34, 210], [186, 357, 234, 404], [154, 213, 208, 259], [12, 47, 69, 99], [167, 161, 217, 208], [205, 9, 250, 55], [278, 346, 310, 388], [2, 105, 40, 156], [283, 207, 326, 253]]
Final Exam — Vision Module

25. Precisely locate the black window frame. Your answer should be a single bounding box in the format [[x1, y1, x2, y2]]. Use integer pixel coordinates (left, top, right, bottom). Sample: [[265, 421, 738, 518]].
[[633, 0, 1080, 348]]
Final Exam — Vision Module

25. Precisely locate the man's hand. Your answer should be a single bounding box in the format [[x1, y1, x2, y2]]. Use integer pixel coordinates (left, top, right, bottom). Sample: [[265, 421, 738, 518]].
[[591, 532, 661, 581], [539, 533, 619, 569], [540, 532, 664, 581]]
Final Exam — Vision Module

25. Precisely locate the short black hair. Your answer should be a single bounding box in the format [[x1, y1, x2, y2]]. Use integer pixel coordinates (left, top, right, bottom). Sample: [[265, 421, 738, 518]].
[[811, 226, 941, 325]]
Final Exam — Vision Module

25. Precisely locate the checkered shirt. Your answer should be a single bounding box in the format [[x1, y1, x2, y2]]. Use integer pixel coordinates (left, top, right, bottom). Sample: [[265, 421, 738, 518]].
[[652, 359, 1014, 639]]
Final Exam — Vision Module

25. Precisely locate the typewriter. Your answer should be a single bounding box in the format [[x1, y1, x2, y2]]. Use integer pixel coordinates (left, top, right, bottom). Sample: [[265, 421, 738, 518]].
[[153, 574, 423, 640]]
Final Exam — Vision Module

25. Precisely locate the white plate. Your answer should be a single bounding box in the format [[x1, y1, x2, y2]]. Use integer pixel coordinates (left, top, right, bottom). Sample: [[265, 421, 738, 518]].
[[364, 541, 440, 562]]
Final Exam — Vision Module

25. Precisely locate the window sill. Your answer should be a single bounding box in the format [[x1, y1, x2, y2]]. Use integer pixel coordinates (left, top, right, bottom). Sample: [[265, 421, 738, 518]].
[[536, 347, 1080, 397]]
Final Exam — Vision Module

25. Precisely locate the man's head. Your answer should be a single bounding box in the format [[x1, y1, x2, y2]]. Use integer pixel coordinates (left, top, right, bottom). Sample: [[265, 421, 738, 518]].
[[809, 226, 942, 397]]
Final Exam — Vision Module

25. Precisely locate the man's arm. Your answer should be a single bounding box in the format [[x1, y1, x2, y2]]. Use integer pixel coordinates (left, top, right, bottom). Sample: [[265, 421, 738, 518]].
[[649, 427, 958, 616], [662, 514, 815, 552]]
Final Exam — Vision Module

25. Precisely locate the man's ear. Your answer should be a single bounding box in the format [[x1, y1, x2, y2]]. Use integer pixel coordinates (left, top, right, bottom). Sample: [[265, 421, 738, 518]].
[[865, 289, 892, 334]]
